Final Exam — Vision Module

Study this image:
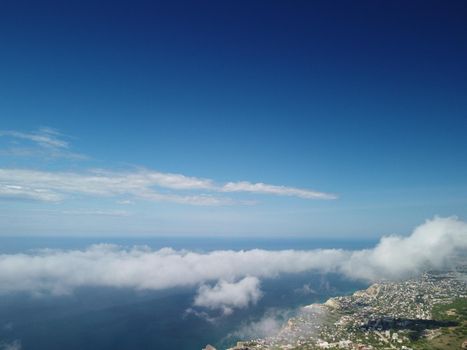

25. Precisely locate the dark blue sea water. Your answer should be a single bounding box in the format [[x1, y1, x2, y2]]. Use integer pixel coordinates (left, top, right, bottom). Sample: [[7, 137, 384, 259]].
[[0, 237, 374, 350]]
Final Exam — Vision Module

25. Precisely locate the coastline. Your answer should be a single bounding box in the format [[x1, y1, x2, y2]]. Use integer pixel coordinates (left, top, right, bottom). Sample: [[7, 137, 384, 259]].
[[223, 267, 467, 350]]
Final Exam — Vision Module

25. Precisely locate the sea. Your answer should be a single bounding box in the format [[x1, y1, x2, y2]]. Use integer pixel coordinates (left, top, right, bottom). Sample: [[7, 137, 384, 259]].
[[0, 237, 376, 350]]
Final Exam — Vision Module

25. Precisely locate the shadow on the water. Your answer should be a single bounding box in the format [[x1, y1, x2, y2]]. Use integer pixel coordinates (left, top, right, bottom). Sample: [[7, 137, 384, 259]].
[[360, 318, 458, 340]]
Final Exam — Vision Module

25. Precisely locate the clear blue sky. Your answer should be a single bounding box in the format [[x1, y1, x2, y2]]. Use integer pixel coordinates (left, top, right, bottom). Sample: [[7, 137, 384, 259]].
[[0, 0, 466, 237]]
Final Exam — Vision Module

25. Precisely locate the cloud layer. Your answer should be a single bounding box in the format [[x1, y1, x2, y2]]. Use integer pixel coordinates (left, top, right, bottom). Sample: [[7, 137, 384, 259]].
[[0, 217, 465, 310]]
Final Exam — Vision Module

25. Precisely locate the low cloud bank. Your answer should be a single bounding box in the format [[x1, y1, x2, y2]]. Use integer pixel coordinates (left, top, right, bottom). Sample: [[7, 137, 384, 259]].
[[343, 216, 467, 280], [0, 217, 465, 311]]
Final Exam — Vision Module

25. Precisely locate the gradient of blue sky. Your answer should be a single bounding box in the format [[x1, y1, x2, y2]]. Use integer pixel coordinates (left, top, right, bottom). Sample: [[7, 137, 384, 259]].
[[0, 0, 466, 237]]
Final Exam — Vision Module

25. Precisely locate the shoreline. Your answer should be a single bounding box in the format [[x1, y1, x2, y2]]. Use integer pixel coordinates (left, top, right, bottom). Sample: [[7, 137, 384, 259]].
[[223, 267, 467, 350]]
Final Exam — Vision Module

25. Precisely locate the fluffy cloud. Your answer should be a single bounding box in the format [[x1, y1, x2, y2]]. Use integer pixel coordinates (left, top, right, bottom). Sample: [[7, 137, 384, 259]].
[[0, 217, 465, 306], [194, 277, 262, 315], [341, 216, 467, 280]]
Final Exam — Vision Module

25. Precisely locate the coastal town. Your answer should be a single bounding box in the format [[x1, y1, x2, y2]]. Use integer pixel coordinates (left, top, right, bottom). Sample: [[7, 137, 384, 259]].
[[217, 265, 467, 350]]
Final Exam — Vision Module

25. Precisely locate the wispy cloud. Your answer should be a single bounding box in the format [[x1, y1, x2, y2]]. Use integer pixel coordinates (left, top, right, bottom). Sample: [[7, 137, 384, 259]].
[[116, 199, 133, 205], [0, 168, 231, 206], [225, 308, 299, 341], [222, 181, 337, 199], [0, 127, 86, 160], [0, 340, 21, 350], [0, 127, 337, 205], [0, 167, 336, 205], [0, 127, 68, 149], [0, 184, 63, 202]]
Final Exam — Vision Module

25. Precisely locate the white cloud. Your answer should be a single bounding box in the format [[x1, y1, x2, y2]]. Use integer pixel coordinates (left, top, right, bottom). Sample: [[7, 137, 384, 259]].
[[0, 217, 464, 298], [0, 245, 343, 295], [194, 277, 262, 315], [222, 181, 337, 200], [0, 127, 68, 149], [0, 167, 335, 205], [0, 184, 63, 202], [0, 168, 229, 206], [116, 199, 133, 205], [227, 306, 326, 342], [227, 309, 292, 340], [0, 128, 337, 204], [0, 127, 85, 160], [341, 215, 467, 280]]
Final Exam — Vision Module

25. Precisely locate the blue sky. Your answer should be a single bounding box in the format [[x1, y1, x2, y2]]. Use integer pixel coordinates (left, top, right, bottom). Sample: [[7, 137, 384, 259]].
[[0, 0, 466, 237]]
